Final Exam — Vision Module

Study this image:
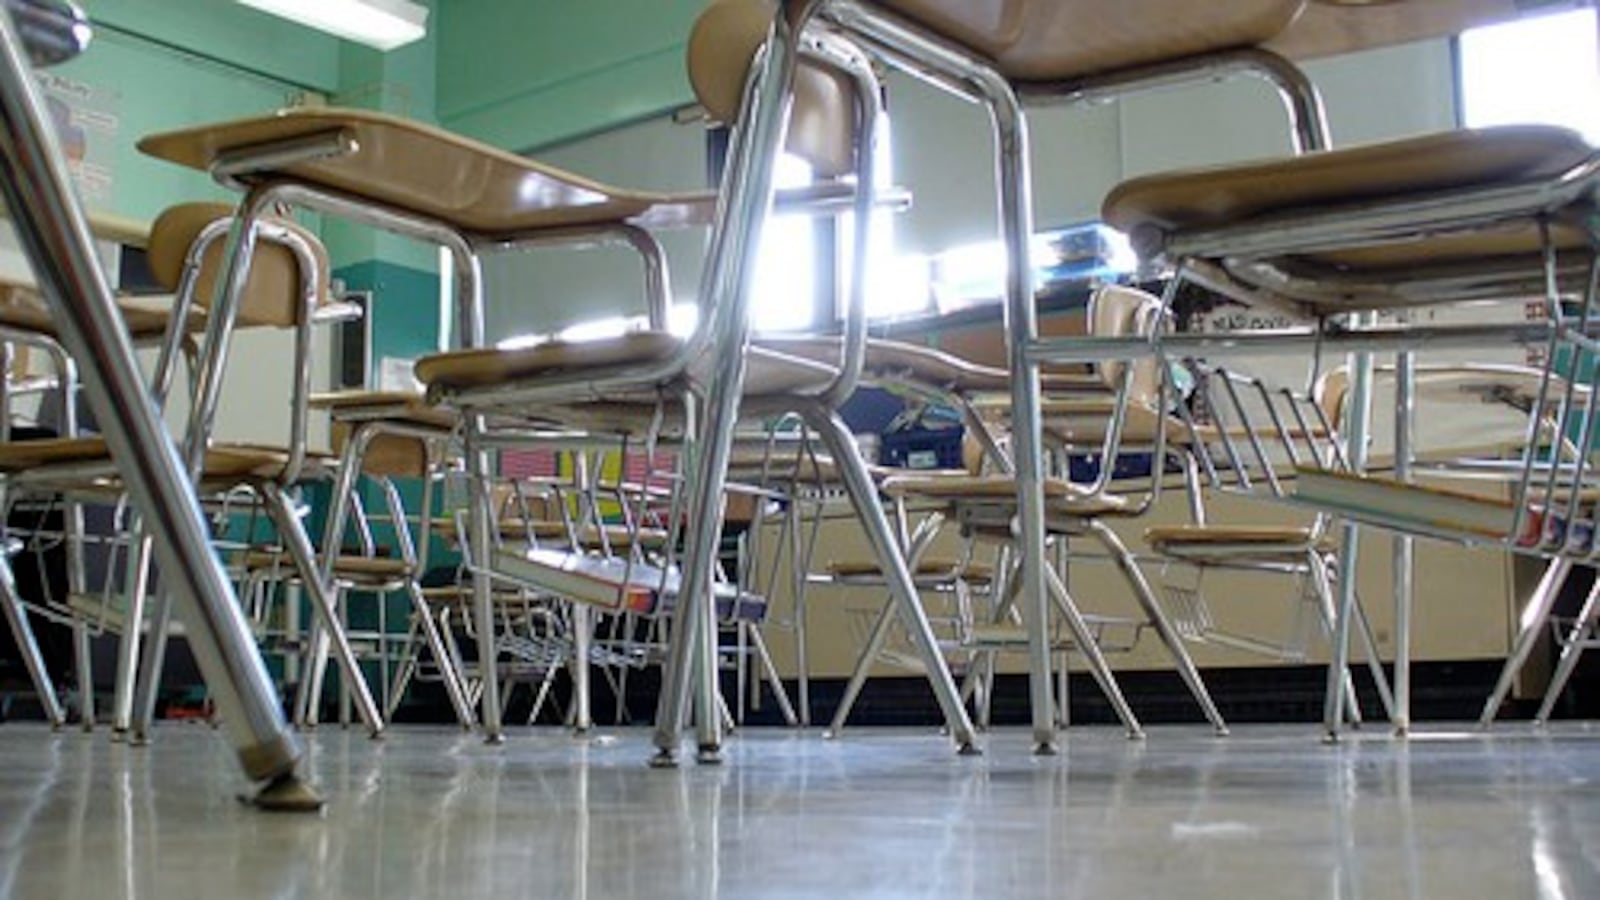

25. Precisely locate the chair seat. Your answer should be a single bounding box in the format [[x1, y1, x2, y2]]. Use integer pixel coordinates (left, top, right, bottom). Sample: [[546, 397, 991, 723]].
[[826, 558, 994, 584], [416, 333, 838, 399], [415, 332, 684, 392], [881, 472, 1130, 516], [1293, 467, 1537, 543], [758, 336, 1104, 394], [506, 521, 672, 551], [0, 437, 323, 482], [202, 443, 334, 482], [0, 283, 198, 340], [1038, 399, 1189, 445], [726, 449, 901, 484], [241, 550, 411, 582], [1146, 524, 1319, 562], [137, 107, 720, 237], [1103, 126, 1594, 238], [310, 390, 456, 429], [0, 436, 113, 470]]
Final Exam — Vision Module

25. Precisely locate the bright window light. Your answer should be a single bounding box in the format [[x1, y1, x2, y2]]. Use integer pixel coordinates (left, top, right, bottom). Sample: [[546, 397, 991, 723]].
[[856, 124, 933, 321], [751, 153, 817, 333], [557, 315, 633, 342], [1459, 8, 1599, 142]]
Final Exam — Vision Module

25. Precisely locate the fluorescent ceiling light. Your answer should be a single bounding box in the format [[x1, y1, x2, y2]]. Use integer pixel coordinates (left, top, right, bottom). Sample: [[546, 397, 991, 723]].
[[239, 0, 428, 51]]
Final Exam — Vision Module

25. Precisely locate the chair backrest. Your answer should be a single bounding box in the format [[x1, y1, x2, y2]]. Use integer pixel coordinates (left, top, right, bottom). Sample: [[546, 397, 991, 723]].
[[1087, 283, 1163, 408], [147, 201, 329, 328], [1314, 366, 1348, 436], [687, 0, 859, 179]]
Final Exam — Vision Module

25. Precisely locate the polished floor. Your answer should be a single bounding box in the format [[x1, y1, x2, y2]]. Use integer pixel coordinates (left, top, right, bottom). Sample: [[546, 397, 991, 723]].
[[0, 721, 1596, 899]]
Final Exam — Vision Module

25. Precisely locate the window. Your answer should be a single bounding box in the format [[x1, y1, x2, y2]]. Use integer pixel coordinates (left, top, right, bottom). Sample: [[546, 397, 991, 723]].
[[750, 152, 821, 332], [1458, 7, 1599, 142], [749, 118, 934, 332]]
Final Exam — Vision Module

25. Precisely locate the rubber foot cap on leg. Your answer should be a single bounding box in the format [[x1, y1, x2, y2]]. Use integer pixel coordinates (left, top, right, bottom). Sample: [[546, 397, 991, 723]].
[[245, 773, 325, 813]]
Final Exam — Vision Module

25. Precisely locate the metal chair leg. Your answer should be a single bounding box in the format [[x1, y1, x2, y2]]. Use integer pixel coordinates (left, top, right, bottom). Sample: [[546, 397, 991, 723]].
[[651, 7, 802, 766], [1086, 520, 1226, 733], [129, 590, 172, 744], [0, 10, 307, 798], [1308, 552, 1370, 726], [1481, 557, 1572, 726], [72, 619, 92, 729], [1044, 566, 1143, 738], [825, 526, 942, 738], [260, 484, 383, 736], [109, 531, 154, 734], [571, 601, 592, 735], [746, 624, 798, 727], [809, 408, 978, 752], [1534, 576, 1600, 725], [59, 490, 94, 730], [407, 583, 476, 729], [463, 420, 503, 743], [0, 553, 64, 725]]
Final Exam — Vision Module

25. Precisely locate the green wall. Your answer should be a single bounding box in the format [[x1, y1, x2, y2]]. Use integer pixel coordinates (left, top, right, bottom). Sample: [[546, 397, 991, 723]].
[[334, 259, 442, 375], [322, 4, 440, 274], [435, 0, 701, 150], [57, 0, 722, 361], [80, 0, 342, 91], [63, 0, 442, 341], [53, 21, 323, 220]]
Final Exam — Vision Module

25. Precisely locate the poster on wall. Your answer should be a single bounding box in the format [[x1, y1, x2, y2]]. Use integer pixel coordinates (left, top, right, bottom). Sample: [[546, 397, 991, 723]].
[[33, 71, 119, 205]]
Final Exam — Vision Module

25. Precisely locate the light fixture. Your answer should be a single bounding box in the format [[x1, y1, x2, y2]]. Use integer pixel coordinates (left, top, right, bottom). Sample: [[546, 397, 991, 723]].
[[238, 0, 428, 51]]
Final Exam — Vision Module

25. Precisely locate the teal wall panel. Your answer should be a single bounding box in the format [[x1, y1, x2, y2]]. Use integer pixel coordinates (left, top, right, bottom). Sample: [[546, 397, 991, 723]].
[[324, 3, 441, 272], [52, 29, 308, 220], [81, 0, 343, 91], [436, 0, 700, 149], [334, 259, 443, 376]]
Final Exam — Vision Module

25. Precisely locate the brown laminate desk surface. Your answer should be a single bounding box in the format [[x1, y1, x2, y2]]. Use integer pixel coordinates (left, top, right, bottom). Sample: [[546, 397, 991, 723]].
[[137, 107, 715, 237]]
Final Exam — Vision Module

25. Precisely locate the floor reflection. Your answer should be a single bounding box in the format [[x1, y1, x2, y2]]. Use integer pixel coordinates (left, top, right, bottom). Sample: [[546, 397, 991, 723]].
[[0, 723, 1595, 899]]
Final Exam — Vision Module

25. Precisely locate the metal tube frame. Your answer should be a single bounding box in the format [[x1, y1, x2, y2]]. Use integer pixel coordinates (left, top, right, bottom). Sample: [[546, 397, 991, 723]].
[[648, 4, 809, 766], [818, 0, 1332, 752], [0, 3, 305, 795]]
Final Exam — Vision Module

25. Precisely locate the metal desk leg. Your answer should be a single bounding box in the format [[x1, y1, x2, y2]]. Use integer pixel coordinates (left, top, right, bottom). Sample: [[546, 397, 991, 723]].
[[0, 8, 313, 808], [1392, 350, 1416, 735], [1323, 340, 1374, 741]]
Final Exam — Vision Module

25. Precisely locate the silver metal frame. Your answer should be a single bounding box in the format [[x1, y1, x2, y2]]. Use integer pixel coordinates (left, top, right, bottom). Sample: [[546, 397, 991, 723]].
[[804, 0, 1332, 752], [0, 2, 308, 800]]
